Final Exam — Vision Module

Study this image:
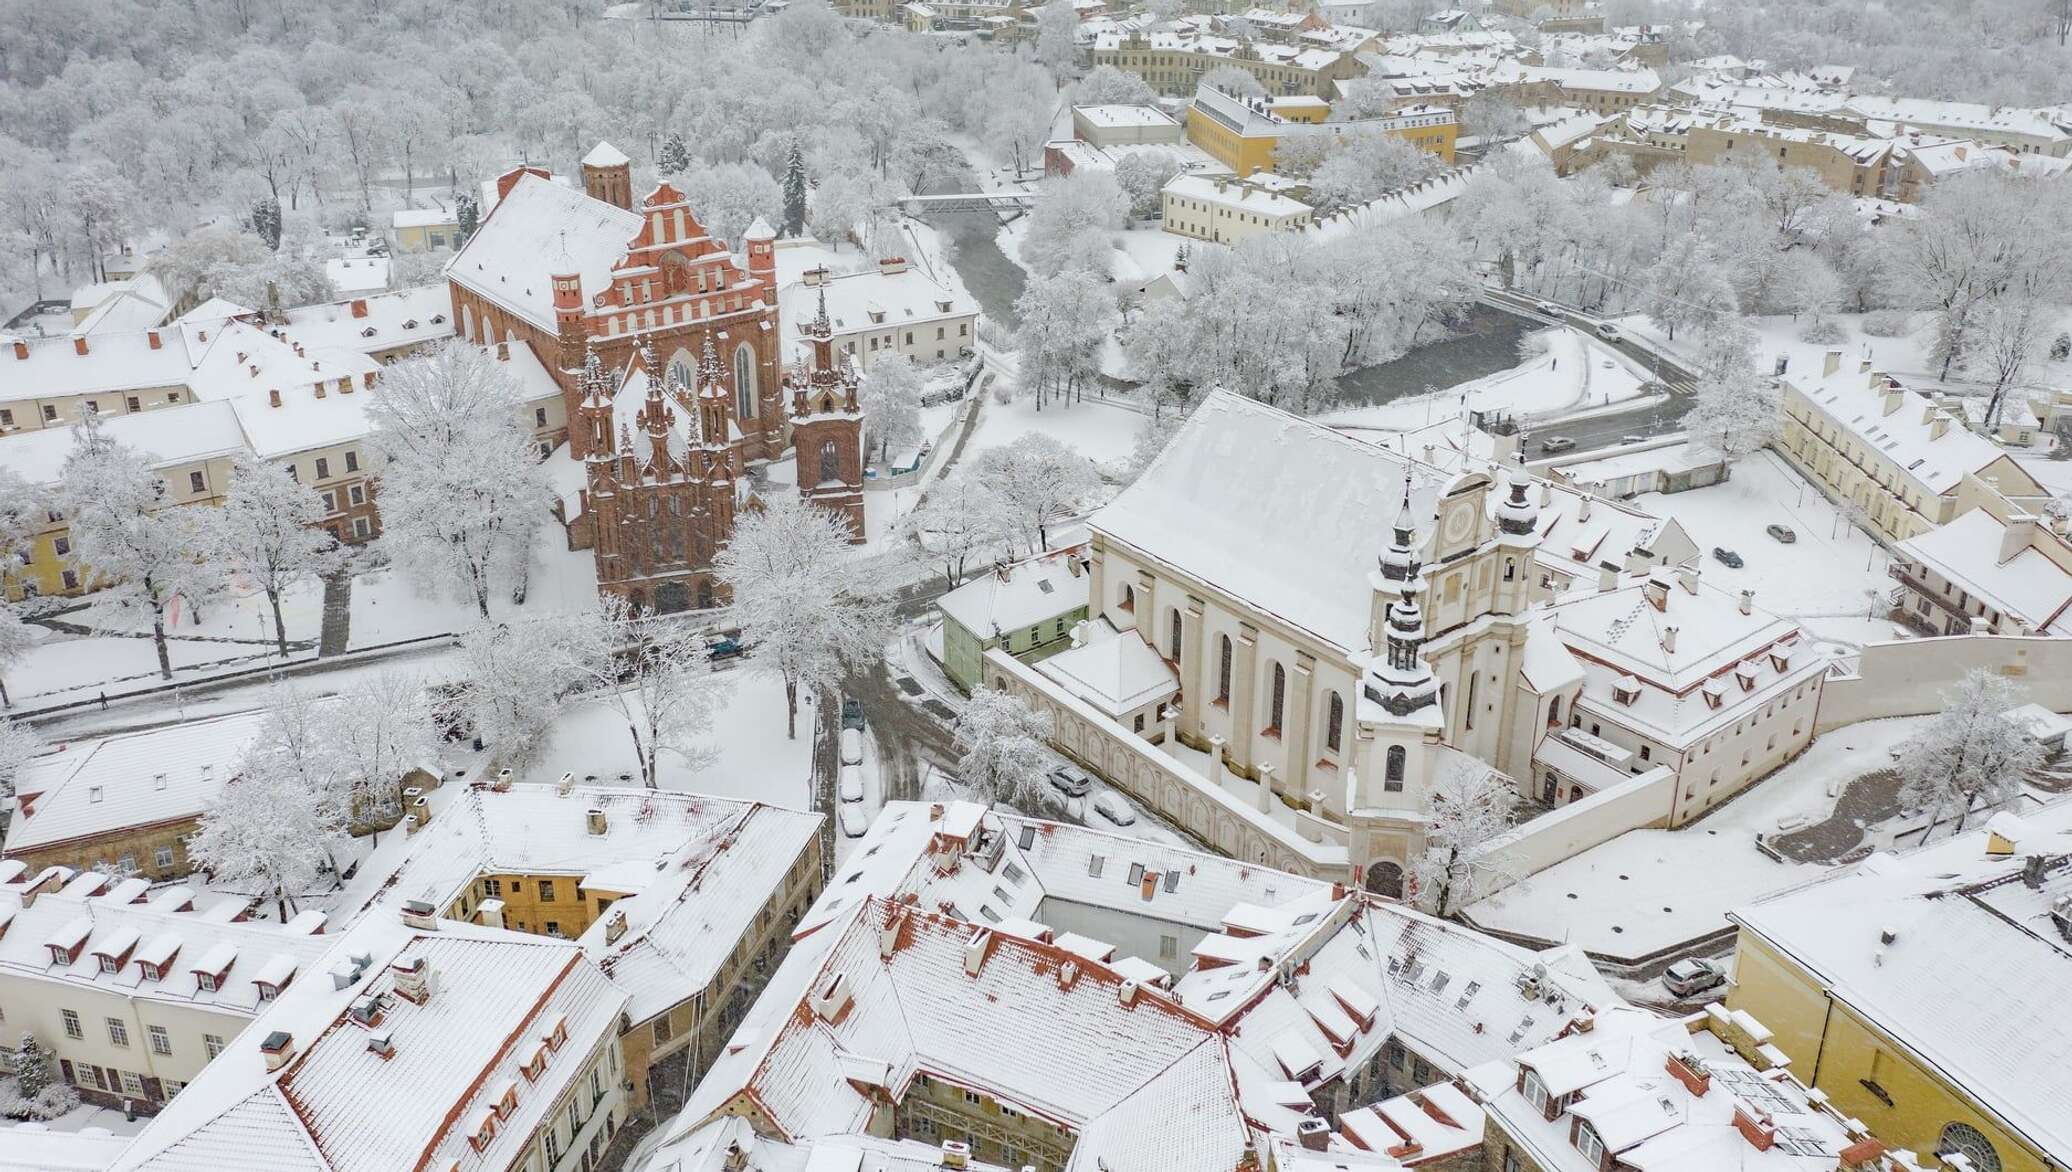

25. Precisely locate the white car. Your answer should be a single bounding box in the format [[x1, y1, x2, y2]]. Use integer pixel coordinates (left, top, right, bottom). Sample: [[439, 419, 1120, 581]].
[[840, 728, 864, 767], [839, 803, 868, 838], [1595, 321, 1623, 341], [839, 764, 865, 803], [1092, 791, 1137, 827]]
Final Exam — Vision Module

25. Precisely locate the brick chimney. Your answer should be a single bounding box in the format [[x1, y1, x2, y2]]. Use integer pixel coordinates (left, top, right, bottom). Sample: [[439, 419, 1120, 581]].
[[1664, 1051, 1710, 1096], [147, 330, 162, 350], [1732, 1106, 1776, 1151], [1738, 589, 1754, 615], [73, 337, 88, 356], [350, 299, 369, 319], [260, 1031, 296, 1072], [10, 340, 25, 359], [268, 389, 282, 408]]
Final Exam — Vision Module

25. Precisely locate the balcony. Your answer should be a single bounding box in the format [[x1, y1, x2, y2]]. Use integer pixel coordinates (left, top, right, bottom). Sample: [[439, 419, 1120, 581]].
[[1887, 564, 1971, 635]]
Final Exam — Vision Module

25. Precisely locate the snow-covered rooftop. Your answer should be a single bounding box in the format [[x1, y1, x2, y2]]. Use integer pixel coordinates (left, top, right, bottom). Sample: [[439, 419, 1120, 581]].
[[934, 547, 1088, 639], [1894, 509, 2072, 634], [1092, 391, 1447, 654], [1034, 621, 1179, 717], [0, 399, 247, 486], [6, 709, 267, 854], [1786, 368, 2020, 498], [275, 285, 455, 358], [1731, 801, 2072, 1163], [1163, 173, 1313, 217], [582, 139, 632, 168], [447, 173, 642, 331]]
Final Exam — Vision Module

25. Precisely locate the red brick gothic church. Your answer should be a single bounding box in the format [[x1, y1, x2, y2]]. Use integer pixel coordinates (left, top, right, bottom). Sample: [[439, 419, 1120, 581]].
[[446, 143, 864, 612]]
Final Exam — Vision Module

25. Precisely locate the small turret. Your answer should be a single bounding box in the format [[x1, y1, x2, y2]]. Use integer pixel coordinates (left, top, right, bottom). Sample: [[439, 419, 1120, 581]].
[[1495, 456, 1540, 539]]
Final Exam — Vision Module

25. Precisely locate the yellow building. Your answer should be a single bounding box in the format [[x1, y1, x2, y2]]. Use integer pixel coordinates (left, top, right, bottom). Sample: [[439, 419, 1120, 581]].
[[1185, 82, 1457, 176], [1089, 28, 1365, 99], [1727, 806, 2072, 1172], [391, 207, 462, 253]]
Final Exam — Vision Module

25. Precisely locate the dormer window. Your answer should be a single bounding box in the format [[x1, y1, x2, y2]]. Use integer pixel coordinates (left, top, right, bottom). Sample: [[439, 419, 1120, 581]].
[[140, 962, 160, 981], [48, 944, 72, 965], [1576, 1120, 1607, 1165], [197, 972, 217, 992], [99, 954, 121, 974], [466, 1108, 498, 1153]]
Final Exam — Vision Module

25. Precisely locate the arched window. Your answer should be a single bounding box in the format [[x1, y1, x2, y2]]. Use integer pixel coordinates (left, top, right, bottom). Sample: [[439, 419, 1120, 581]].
[[1169, 609, 1183, 659], [819, 439, 839, 485], [733, 343, 757, 422], [1936, 1124, 2001, 1172], [1384, 745, 1406, 791], [1120, 583, 1135, 612], [1269, 663, 1285, 731], [668, 350, 694, 391], [461, 303, 475, 342], [1217, 635, 1232, 702], [1326, 692, 1343, 753]]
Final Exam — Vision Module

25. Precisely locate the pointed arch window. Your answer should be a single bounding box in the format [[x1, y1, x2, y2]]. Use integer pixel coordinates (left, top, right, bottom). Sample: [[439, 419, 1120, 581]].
[[733, 343, 757, 422], [1268, 663, 1286, 733], [1169, 609, 1183, 659], [819, 440, 839, 485], [1326, 692, 1343, 753], [1217, 635, 1233, 702], [1384, 745, 1406, 791]]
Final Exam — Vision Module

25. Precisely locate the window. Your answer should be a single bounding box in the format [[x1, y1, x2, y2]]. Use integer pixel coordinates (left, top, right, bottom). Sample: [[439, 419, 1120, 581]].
[[322, 492, 337, 514], [54, 536, 69, 556], [149, 1025, 172, 1055], [545, 921, 563, 937], [345, 449, 359, 472], [1267, 662, 1285, 732], [62, 1010, 83, 1039], [483, 878, 502, 896], [315, 457, 330, 480], [534, 407, 548, 427], [0, 409, 11, 426], [1159, 935, 1178, 959], [1326, 692, 1344, 753], [188, 471, 206, 494], [1576, 1121, 1606, 1165], [1217, 635, 1233, 701], [538, 880, 555, 901], [154, 846, 174, 869], [1169, 609, 1183, 658], [353, 517, 370, 538], [653, 1015, 674, 1046], [120, 1069, 145, 1095], [1936, 1122, 2002, 1172], [43, 405, 57, 422], [1088, 854, 1105, 878], [1385, 745, 1406, 791], [108, 1019, 130, 1047], [204, 1034, 226, 1058], [126, 396, 141, 412], [733, 343, 757, 421], [348, 484, 364, 505]]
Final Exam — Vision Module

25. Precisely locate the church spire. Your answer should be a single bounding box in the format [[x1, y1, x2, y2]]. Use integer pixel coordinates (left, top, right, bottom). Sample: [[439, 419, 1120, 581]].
[[1378, 469, 1422, 582]]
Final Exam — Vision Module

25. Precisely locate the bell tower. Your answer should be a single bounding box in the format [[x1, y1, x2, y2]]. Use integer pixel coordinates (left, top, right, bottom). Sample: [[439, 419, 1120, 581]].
[[787, 272, 865, 543]]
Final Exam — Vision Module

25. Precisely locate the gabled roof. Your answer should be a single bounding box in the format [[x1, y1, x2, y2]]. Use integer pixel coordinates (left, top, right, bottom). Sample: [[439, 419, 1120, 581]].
[[446, 174, 642, 330], [7, 709, 266, 853]]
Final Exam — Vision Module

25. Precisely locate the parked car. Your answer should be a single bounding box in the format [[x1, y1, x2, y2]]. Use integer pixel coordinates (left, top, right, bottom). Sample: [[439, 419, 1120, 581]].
[[1662, 958, 1727, 997], [1537, 300, 1563, 316], [1711, 546, 1744, 568], [706, 637, 746, 663], [841, 697, 865, 731], [839, 803, 868, 838], [840, 728, 864, 767], [1595, 321, 1623, 340], [1048, 764, 1092, 798], [1620, 435, 1646, 445], [1538, 436, 1578, 454], [1766, 523, 1798, 544], [1092, 791, 1137, 827], [839, 764, 865, 803]]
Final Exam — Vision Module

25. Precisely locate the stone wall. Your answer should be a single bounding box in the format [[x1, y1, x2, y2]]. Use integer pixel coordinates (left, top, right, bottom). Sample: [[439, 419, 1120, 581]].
[[1464, 766, 1678, 903], [1816, 635, 2072, 733], [983, 648, 1344, 880]]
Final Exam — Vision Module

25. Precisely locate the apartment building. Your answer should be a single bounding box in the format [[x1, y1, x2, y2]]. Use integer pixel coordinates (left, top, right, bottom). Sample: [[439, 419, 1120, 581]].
[[1090, 27, 1365, 98], [1728, 805, 2072, 1172], [111, 909, 632, 1172], [1186, 81, 1457, 176], [1888, 506, 2072, 637], [1777, 357, 2049, 543], [0, 864, 335, 1114], [777, 257, 978, 371], [1161, 172, 1316, 242]]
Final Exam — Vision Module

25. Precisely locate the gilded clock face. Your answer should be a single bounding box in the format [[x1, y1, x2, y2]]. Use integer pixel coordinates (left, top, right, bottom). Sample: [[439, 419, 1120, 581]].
[[1443, 502, 1475, 544]]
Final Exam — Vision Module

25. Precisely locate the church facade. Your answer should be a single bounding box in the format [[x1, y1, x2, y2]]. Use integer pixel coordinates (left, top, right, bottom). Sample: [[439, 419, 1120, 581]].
[[445, 146, 862, 611]]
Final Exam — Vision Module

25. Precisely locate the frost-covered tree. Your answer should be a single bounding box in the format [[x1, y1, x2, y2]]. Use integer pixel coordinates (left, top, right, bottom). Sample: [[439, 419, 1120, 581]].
[[808, 172, 871, 250], [1021, 171, 1128, 278], [902, 472, 1011, 590], [189, 688, 352, 919], [1014, 271, 1116, 408], [445, 617, 587, 769], [1409, 762, 1515, 917], [368, 342, 551, 618], [215, 452, 339, 657], [1113, 149, 1181, 219], [1642, 235, 1737, 342], [0, 714, 45, 797], [317, 672, 438, 833], [1071, 64, 1158, 107], [970, 433, 1101, 552], [454, 192, 480, 245], [249, 195, 283, 251], [676, 160, 783, 245], [62, 412, 224, 680], [10, 1032, 76, 1119], [782, 139, 809, 236], [952, 687, 1055, 810], [859, 356, 926, 463], [1900, 669, 2044, 840], [568, 597, 724, 789], [1892, 171, 2066, 380], [715, 495, 891, 739], [0, 606, 34, 710], [658, 131, 692, 175], [1679, 368, 1779, 474], [1308, 132, 1443, 211], [1035, 0, 1080, 80]]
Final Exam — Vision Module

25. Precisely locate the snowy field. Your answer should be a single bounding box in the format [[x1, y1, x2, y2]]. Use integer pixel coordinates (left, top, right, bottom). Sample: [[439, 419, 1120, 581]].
[[529, 672, 817, 812], [1630, 449, 1902, 641], [964, 387, 1146, 469], [1465, 715, 1933, 959]]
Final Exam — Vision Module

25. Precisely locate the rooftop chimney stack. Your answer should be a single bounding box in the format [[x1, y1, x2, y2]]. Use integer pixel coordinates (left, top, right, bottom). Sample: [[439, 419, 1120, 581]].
[[1738, 589, 1754, 615], [260, 1031, 296, 1072], [391, 955, 435, 1006], [586, 808, 608, 836]]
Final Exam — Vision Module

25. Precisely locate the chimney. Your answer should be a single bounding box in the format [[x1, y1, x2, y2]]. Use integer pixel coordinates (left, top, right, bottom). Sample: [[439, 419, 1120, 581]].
[[586, 808, 608, 836], [147, 330, 162, 350], [1733, 1106, 1777, 1152], [810, 971, 854, 1023], [350, 299, 369, 319], [1644, 574, 1670, 611], [1296, 1119, 1331, 1151], [556, 771, 575, 796], [880, 906, 906, 959], [493, 768, 513, 792], [1662, 625, 1678, 653], [400, 899, 438, 931], [366, 1026, 396, 1059], [1057, 959, 1081, 991], [604, 908, 628, 944], [963, 929, 991, 977], [1578, 492, 1593, 522], [1598, 563, 1618, 592], [1929, 413, 1951, 440], [10, 340, 25, 359], [1882, 390, 1903, 416], [1665, 1050, 1710, 1096], [2000, 515, 2038, 564], [2022, 853, 2050, 889], [1119, 979, 1141, 1007], [939, 1141, 972, 1170], [259, 1031, 296, 1072], [1677, 565, 1699, 594], [1822, 349, 1842, 377], [391, 955, 435, 1006], [1738, 589, 1754, 615], [73, 337, 88, 356], [268, 389, 281, 408], [314, 381, 325, 399], [477, 898, 505, 929]]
